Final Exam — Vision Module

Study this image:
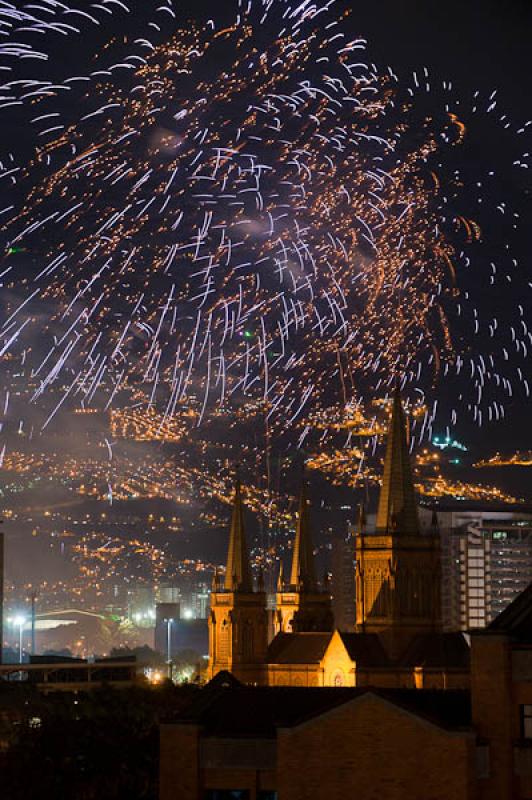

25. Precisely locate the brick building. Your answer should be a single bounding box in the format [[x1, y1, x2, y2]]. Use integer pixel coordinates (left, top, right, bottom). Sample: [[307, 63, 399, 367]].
[[161, 579, 532, 800], [471, 582, 532, 799], [161, 672, 474, 800]]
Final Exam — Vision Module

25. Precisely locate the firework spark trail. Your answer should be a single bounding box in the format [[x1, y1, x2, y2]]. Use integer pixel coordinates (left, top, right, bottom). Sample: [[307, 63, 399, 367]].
[[0, 0, 529, 446]]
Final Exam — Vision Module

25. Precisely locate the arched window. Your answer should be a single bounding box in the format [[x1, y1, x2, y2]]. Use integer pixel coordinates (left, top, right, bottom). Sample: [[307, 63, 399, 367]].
[[333, 670, 344, 687], [219, 618, 230, 661]]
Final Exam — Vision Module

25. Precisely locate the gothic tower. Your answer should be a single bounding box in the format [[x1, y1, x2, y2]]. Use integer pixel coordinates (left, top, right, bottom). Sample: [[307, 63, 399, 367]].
[[275, 479, 333, 634], [207, 479, 268, 683], [355, 388, 442, 659]]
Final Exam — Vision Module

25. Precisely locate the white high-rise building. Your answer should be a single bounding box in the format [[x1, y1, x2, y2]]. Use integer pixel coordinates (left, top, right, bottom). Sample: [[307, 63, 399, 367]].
[[420, 507, 532, 630]]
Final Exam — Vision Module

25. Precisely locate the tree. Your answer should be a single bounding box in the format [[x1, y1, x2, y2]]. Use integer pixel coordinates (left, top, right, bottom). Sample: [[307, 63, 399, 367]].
[[1, 683, 197, 800], [110, 645, 165, 669]]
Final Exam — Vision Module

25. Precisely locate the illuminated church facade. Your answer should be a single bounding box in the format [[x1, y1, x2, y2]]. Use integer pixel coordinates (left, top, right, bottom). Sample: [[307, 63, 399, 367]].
[[207, 390, 470, 689]]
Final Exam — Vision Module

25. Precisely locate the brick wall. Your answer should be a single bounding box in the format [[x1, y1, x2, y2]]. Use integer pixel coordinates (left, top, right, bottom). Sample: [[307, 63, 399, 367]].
[[471, 633, 514, 800], [277, 693, 476, 800], [159, 724, 199, 800]]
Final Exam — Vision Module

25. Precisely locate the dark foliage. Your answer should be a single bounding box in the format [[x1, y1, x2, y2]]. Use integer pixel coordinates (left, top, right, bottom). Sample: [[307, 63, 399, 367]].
[[0, 682, 197, 800]]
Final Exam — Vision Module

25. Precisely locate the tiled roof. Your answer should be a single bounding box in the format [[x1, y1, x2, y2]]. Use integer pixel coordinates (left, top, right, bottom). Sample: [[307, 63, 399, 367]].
[[488, 581, 532, 640], [398, 632, 470, 669], [339, 633, 391, 667], [266, 632, 332, 664], [174, 676, 471, 736]]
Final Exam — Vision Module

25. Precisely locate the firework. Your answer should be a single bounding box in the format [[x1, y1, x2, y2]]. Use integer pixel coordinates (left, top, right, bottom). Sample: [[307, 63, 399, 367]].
[[0, 0, 530, 453]]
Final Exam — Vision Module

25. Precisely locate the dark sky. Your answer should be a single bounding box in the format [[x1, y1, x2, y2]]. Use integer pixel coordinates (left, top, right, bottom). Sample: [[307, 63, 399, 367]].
[[3, 0, 531, 458], [152, 0, 532, 94], [346, 0, 531, 96], [353, 0, 532, 452]]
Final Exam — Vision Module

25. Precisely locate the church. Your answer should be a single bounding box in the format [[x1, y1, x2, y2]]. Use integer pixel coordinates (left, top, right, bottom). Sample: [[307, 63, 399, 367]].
[[207, 389, 470, 689]]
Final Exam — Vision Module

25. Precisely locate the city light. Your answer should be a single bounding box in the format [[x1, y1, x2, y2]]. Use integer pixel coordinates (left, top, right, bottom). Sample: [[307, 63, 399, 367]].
[[8, 615, 28, 663], [145, 668, 163, 685], [433, 436, 468, 451], [175, 667, 194, 684], [474, 452, 532, 468]]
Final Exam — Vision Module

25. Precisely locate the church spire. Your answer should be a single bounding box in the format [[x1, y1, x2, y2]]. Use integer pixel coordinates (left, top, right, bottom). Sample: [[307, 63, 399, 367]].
[[358, 501, 367, 533], [376, 386, 419, 535], [277, 560, 284, 592], [224, 477, 252, 592], [289, 477, 317, 591]]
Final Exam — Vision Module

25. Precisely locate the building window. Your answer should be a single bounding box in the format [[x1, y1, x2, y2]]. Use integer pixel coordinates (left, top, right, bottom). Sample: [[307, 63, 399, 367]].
[[521, 705, 532, 739], [258, 793, 278, 800], [204, 792, 250, 800]]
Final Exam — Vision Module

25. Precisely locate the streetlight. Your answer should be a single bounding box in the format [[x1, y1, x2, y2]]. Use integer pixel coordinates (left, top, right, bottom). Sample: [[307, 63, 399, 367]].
[[10, 615, 27, 663], [163, 617, 174, 680]]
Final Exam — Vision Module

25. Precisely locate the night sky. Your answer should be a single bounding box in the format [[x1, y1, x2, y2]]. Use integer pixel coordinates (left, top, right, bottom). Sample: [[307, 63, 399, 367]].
[[0, 0, 531, 476], [356, 0, 532, 454]]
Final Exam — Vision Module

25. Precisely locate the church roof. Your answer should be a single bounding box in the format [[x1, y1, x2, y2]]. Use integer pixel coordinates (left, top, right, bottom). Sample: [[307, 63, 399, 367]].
[[339, 632, 391, 667], [266, 632, 332, 664], [266, 631, 454, 669], [289, 479, 317, 591], [376, 388, 420, 535], [488, 581, 532, 641], [224, 479, 252, 592], [173, 679, 471, 736], [398, 632, 470, 669]]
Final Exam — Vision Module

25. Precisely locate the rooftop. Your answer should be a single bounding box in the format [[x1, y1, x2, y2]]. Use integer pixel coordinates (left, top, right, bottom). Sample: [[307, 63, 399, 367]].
[[172, 672, 472, 737]]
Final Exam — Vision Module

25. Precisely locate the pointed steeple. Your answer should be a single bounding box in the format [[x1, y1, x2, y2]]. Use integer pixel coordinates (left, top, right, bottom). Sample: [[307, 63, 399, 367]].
[[376, 387, 419, 535], [277, 561, 284, 592], [224, 478, 252, 592], [289, 477, 317, 591], [358, 502, 367, 532]]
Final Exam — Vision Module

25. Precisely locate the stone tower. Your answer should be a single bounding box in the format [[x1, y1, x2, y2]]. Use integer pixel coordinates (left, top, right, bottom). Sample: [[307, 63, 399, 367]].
[[207, 479, 268, 683], [275, 479, 333, 635], [355, 388, 441, 659]]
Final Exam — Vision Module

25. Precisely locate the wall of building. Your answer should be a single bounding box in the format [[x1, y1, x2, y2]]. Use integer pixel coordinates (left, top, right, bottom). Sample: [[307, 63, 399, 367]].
[[277, 694, 477, 800], [160, 726, 276, 800], [354, 666, 469, 690], [512, 650, 532, 800], [321, 631, 355, 687], [471, 633, 532, 800], [267, 663, 322, 687], [160, 724, 199, 800]]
